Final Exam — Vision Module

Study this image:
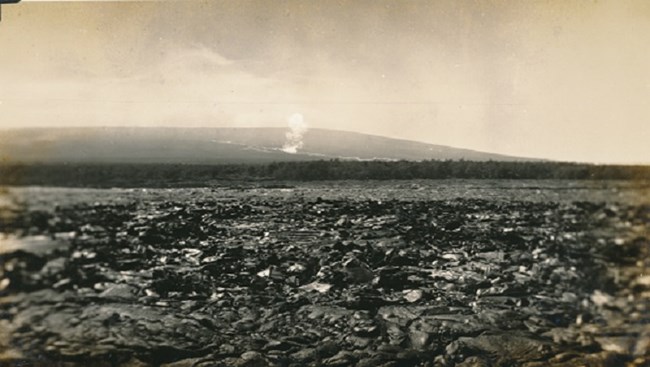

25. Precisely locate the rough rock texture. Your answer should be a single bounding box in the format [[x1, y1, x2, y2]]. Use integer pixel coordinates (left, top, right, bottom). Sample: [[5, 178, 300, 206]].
[[1, 184, 648, 366]]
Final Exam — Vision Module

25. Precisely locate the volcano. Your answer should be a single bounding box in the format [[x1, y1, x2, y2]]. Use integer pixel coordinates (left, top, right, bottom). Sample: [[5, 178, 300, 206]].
[[0, 127, 537, 164]]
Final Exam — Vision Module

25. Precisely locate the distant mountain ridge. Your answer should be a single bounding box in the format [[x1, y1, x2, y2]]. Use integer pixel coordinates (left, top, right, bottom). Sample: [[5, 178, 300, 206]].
[[0, 127, 537, 164]]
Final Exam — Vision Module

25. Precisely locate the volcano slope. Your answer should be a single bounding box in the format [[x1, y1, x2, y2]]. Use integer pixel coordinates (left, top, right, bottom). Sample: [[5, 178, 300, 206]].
[[0, 181, 649, 366]]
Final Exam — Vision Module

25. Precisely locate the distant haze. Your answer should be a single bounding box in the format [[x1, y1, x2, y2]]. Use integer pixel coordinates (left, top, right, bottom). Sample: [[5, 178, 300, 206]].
[[0, 127, 532, 164], [1, 0, 649, 164]]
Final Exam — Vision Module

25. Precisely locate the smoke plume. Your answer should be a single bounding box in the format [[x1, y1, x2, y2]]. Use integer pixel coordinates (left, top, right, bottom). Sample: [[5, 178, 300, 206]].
[[282, 113, 308, 154]]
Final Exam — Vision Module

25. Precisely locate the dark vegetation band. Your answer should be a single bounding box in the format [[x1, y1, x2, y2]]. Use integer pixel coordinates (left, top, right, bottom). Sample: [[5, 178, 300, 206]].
[[1, 160, 649, 187]]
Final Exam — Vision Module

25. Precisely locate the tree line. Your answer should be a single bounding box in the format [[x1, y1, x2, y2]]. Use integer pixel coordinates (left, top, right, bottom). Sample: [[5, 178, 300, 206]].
[[0, 160, 649, 187]]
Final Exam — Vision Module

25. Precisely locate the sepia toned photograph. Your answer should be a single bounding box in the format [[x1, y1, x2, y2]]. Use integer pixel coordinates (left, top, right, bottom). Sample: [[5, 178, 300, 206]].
[[0, 0, 649, 366]]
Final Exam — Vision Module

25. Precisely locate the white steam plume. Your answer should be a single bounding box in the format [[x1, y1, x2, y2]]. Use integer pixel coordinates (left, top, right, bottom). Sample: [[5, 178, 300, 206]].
[[282, 113, 308, 154]]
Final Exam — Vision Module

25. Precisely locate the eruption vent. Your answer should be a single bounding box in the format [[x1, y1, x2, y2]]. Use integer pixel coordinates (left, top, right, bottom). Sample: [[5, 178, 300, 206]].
[[282, 113, 308, 154]]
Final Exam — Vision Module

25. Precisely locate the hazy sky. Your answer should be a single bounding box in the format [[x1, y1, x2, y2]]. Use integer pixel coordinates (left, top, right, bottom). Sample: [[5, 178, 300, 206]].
[[1, 0, 649, 163]]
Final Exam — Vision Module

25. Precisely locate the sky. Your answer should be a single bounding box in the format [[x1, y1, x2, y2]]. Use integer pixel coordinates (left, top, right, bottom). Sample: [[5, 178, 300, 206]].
[[1, 0, 649, 164]]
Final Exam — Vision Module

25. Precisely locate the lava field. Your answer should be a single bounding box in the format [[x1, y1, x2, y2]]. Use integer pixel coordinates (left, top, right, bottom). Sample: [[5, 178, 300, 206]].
[[0, 184, 649, 366]]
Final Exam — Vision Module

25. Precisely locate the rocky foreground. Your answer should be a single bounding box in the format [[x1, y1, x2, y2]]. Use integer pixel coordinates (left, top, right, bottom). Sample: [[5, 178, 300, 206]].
[[1, 190, 649, 366]]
